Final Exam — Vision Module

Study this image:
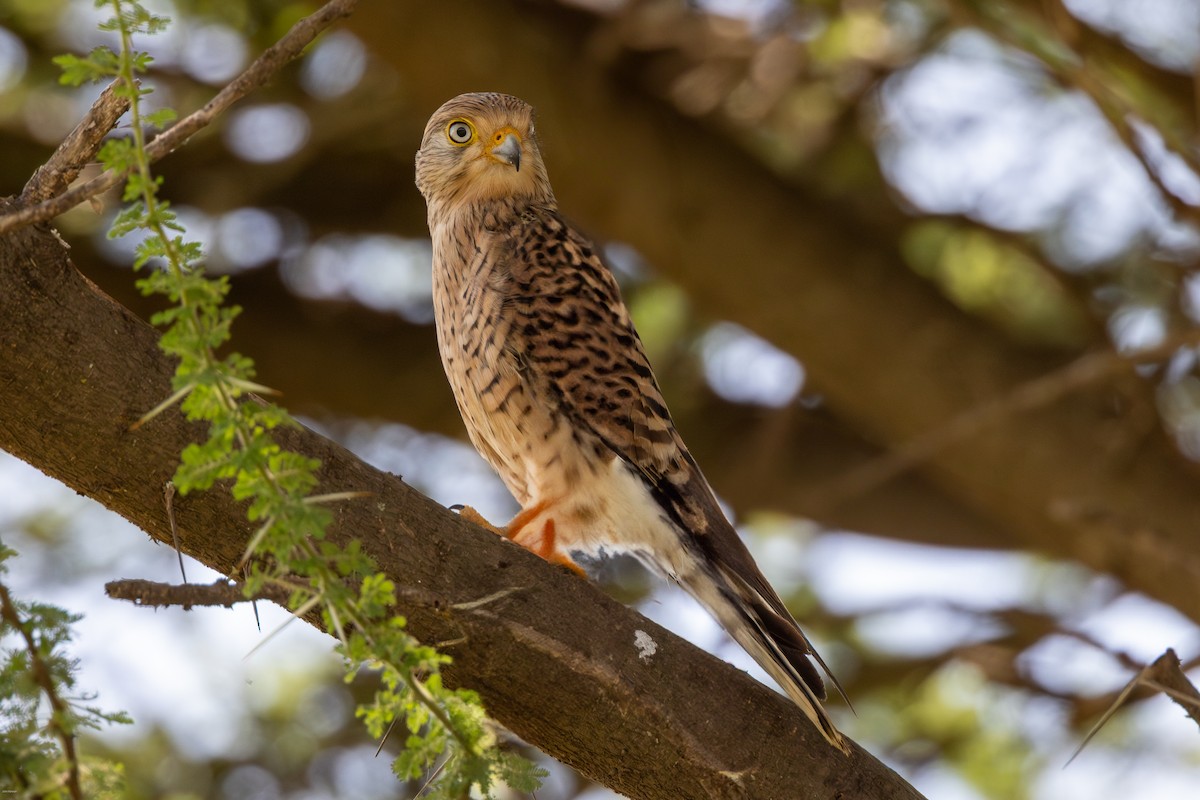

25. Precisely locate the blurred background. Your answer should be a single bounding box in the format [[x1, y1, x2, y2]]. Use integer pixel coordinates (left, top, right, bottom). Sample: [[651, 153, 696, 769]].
[[2, 0, 1200, 797]]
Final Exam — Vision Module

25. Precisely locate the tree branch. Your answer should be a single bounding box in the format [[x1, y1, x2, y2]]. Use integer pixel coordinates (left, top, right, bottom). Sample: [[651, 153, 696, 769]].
[[0, 0, 359, 235], [104, 578, 288, 609], [807, 330, 1200, 513], [0, 205, 924, 799], [19, 79, 129, 206], [1145, 648, 1200, 731]]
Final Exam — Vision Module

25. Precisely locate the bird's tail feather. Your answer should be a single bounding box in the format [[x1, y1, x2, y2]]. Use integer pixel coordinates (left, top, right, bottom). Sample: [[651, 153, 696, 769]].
[[679, 564, 851, 755]]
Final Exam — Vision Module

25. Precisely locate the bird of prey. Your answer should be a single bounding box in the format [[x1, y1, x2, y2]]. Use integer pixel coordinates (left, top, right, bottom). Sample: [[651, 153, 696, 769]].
[[415, 92, 848, 753]]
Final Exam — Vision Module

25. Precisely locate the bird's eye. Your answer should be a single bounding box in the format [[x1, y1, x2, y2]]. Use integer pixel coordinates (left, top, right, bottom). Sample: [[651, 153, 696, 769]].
[[446, 120, 474, 145]]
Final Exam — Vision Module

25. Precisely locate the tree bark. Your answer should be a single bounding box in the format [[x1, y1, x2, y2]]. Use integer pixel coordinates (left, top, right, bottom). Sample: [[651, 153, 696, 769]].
[[0, 208, 925, 798]]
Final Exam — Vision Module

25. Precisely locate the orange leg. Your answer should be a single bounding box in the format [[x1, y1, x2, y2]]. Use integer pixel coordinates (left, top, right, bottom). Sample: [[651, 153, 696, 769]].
[[503, 499, 552, 541], [456, 501, 586, 577], [520, 518, 586, 578]]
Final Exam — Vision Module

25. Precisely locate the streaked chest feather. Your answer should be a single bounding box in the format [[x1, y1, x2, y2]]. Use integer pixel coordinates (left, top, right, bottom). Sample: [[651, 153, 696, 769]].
[[431, 216, 586, 502]]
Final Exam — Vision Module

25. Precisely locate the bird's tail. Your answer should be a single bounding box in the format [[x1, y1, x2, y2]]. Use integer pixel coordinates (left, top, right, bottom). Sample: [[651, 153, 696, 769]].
[[677, 554, 851, 755]]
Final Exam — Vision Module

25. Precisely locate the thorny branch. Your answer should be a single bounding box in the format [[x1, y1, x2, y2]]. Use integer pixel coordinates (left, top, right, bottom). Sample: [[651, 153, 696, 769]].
[[0, 0, 360, 235], [1143, 648, 1200, 730]]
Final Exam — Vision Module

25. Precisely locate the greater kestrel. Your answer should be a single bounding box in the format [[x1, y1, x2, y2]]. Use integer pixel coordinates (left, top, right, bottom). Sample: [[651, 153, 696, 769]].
[[415, 92, 848, 753]]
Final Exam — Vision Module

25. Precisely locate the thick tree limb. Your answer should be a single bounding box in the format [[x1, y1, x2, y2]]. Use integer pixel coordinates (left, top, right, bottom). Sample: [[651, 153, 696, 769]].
[[0, 212, 924, 798]]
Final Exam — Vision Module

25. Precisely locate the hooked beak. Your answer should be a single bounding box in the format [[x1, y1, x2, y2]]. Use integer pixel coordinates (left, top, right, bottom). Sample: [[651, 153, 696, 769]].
[[489, 132, 522, 171]]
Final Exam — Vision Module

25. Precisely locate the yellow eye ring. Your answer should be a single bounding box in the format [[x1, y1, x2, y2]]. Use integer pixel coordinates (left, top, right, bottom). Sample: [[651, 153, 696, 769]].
[[446, 119, 475, 145]]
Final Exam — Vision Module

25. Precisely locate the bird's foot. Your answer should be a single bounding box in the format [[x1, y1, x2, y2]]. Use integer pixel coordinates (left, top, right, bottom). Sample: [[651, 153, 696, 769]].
[[451, 504, 505, 536], [454, 501, 586, 578]]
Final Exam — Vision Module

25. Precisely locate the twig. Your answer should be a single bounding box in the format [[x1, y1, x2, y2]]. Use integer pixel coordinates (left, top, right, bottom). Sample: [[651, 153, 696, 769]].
[[104, 577, 289, 609], [0, 0, 360, 236], [1067, 647, 1200, 765], [19, 79, 130, 206], [163, 481, 187, 582], [1065, 658, 1148, 766], [811, 328, 1200, 510], [1056, 628, 1144, 673], [0, 582, 83, 800]]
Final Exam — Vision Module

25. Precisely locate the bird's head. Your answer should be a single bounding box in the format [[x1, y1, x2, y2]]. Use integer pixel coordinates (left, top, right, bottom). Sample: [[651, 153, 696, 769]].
[[415, 92, 554, 214]]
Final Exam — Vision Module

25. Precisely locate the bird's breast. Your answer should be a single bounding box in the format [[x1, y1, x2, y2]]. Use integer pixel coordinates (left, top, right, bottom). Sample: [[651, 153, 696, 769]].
[[430, 222, 585, 506]]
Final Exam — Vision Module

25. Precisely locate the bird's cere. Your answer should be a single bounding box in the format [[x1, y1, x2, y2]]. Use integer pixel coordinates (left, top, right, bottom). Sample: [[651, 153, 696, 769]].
[[490, 131, 522, 171]]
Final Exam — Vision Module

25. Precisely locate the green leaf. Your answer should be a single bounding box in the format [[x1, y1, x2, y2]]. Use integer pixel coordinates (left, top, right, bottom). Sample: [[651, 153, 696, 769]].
[[52, 54, 95, 86], [0, 556, 130, 796], [52, 47, 121, 85], [396, 725, 450, 782], [494, 751, 549, 792], [131, 51, 154, 74]]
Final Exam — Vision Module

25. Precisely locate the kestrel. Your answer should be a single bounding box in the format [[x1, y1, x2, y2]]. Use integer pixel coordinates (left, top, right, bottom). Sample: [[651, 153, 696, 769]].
[[415, 92, 848, 753]]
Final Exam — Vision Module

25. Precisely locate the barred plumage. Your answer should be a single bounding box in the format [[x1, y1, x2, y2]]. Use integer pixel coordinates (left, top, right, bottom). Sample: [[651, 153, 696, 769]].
[[415, 92, 849, 753]]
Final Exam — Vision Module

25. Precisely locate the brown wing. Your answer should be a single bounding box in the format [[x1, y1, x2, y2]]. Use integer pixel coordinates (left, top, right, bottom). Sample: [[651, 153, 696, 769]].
[[499, 209, 685, 476]]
